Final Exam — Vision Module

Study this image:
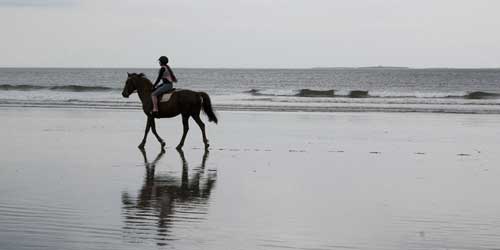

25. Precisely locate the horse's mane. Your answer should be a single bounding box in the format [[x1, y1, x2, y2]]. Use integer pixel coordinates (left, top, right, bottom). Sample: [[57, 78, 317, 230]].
[[129, 73, 153, 88], [129, 72, 143, 77]]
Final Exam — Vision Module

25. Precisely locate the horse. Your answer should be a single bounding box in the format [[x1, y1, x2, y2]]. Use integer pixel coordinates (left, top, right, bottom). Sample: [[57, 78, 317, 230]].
[[121, 73, 218, 149]]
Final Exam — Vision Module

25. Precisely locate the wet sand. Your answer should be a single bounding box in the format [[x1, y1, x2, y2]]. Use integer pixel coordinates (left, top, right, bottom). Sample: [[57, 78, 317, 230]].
[[1, 108, 500, 250]]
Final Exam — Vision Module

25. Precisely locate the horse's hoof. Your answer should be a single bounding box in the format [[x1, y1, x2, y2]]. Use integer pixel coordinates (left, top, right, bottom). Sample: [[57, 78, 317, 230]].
[[160, 141, 166, 148], [204, 143, 210, 149]]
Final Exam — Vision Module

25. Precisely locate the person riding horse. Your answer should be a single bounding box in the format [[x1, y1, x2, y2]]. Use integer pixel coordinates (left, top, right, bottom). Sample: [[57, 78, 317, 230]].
[[151, 56, 177, 117], [122, 71, 217, 149]]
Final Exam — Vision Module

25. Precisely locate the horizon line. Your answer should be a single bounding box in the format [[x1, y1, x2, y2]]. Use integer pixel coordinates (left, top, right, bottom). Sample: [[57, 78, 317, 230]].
[[1, 66, 500, 70]]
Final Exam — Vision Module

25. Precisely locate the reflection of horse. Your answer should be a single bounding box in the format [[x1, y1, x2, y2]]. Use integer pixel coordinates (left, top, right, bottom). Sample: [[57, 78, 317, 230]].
[[121, 73, 218, 149], [121, 149, 216, 245]]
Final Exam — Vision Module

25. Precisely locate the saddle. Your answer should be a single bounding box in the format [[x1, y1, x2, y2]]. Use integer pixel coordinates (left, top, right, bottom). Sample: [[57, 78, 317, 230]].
[[158, 88, 177, 103]]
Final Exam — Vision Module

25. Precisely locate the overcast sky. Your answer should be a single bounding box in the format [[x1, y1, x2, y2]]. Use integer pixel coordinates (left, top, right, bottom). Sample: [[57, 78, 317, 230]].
[[1, 0, 500, 68]]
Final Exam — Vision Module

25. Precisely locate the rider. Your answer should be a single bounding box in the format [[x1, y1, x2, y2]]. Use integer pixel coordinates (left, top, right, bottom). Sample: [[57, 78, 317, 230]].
[[151, 56, 178, 116]]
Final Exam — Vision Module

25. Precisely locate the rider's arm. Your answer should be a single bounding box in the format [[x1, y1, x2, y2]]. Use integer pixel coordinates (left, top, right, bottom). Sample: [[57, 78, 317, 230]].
[[153, 67, 166, 87]]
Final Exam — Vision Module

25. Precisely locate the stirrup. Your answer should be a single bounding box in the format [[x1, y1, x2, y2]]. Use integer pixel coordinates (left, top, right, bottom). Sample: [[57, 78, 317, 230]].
[[150, 111, 159, 117]]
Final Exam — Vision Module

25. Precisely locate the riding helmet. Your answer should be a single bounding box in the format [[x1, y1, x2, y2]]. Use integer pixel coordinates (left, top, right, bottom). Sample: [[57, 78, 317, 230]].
[[158, 56, 169, 65]]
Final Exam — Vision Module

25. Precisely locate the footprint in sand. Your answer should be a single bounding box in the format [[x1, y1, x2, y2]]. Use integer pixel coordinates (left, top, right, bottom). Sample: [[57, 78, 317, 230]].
[[328, 150, 345, 153], [457, 153, 471, 157], [289, 149, 306, 153], [370, 152, 381, 155]]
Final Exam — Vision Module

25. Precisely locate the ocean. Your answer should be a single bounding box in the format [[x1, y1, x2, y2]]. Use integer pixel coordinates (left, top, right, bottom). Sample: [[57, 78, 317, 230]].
[[1, 67, 500, 113], [3, 68, 500, 250]]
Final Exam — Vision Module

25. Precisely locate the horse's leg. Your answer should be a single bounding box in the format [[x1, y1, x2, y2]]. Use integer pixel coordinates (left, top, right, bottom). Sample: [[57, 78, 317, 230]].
[[176, 114, 190, 150], [138, 117, 152, 149], [150, 118, 166, 148], [192, 114, 209, 149], [139, 147, 148, 164]]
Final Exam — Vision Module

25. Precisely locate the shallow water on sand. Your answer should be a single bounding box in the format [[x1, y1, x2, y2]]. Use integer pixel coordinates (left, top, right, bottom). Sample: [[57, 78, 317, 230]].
[[1, 109, 500, 249]]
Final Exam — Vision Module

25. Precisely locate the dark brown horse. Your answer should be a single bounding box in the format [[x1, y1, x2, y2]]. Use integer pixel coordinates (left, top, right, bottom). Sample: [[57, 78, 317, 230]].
[[121, 73, 218, 149]]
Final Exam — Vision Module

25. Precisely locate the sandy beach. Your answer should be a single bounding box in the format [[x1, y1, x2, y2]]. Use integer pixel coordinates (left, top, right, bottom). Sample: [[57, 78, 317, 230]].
[[1, 107, 500, 250]]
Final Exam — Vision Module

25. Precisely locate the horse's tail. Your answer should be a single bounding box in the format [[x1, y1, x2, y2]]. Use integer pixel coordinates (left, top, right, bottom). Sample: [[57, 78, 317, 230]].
[[200, 92, 218, 124]]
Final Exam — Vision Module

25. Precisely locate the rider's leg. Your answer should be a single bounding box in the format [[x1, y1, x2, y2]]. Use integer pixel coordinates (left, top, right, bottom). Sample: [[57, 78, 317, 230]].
[[151, 85, 165, 113], [151, 82, 172, 113], [151, 94, 159, 112]]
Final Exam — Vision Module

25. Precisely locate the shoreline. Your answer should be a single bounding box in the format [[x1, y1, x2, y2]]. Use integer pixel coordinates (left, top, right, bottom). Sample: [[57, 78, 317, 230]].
[[2, 103, 500, 115]]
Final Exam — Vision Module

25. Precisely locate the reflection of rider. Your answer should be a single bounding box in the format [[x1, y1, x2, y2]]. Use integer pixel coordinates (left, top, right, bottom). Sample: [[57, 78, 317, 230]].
[[151, 56, 178, 116]]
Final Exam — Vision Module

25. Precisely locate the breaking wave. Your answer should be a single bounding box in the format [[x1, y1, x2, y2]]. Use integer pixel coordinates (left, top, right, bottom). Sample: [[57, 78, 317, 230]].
[[245, 89, 500, 100], [464, 91, 500, 99], [297, 89, 335, 97]]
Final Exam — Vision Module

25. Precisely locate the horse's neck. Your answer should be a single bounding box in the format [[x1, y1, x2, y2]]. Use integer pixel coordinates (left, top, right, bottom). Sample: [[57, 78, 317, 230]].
[[137, 87, 151, 102], [136, 80, 153, 109]]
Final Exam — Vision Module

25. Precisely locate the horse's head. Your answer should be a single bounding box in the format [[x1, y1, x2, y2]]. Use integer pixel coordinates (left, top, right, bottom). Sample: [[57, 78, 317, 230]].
[[122, 72, 145, 98]]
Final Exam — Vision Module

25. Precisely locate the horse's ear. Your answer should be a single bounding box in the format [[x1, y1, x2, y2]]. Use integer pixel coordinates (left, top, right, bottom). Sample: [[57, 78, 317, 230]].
[[139, 73, 145, 77], [127, 72, 131, 77]]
